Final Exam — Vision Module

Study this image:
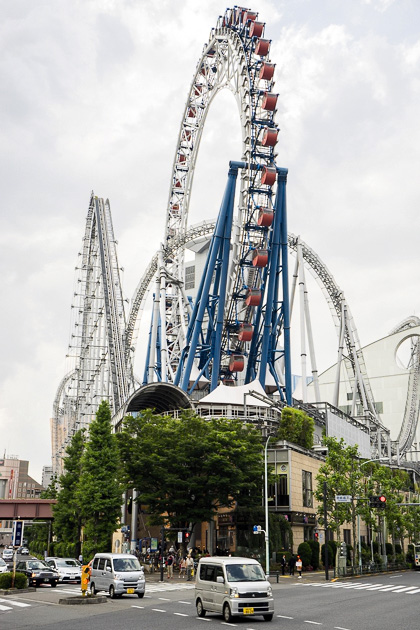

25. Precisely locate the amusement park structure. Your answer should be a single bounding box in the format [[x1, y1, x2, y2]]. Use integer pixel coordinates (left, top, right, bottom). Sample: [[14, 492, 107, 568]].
[[51, 6, 420, 475]]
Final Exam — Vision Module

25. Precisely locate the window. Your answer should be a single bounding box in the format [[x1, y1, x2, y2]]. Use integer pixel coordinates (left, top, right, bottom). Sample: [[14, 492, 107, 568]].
[[185, 265, 195, 290], [343, 529, 351, 545], [302, 470, 313, 508]]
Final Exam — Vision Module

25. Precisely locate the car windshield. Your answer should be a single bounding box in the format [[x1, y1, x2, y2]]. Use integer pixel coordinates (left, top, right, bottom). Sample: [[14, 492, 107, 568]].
[[225, 563, 266, 582], [0, 559, 6, 566], [57, 559, 79, 567], [28, 561, 48, 569], [112, 557, 141, 572]]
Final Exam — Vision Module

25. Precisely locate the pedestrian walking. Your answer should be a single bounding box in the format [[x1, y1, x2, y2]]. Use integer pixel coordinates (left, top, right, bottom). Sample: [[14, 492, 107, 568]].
[[288, 554, 296, 576], [167, 553, 174, 578], [281, 554, 287, 576], [180, 557, 187, 579], [296, 555, 302, 578], [186, 555, 194, 581]]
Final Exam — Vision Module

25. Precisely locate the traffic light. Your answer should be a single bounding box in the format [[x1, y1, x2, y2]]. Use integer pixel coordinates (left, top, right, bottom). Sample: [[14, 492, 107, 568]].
[[339, 541, 347, 557], [184, 532, 190, 544], [369, 495, 387, 509]]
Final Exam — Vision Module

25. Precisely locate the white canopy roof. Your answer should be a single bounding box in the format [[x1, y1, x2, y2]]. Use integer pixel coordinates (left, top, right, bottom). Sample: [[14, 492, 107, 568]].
[[197, 379, 270, 407]]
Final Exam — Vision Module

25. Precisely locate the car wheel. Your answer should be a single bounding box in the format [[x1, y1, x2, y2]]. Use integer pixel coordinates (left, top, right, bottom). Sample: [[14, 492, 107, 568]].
[[223, 603, 233, 623], [196, 599, 206, 617], [137, 592, 144, 598], [263, 613, 274, 621], [90, 583, 96, 595], [109, 585, 116, 599], [50, 581, 58, 588]]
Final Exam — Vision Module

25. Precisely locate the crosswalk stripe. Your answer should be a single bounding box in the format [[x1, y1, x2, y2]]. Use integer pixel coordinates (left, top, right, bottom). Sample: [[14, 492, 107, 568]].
[[407, 588, 420, 594], [0, 604, 12, 611], [0, 599, 31, 607]]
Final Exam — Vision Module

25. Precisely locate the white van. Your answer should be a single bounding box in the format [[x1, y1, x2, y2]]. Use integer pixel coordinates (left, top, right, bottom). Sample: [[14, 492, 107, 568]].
[[195, 556, 274, 622], [90, 553, 145, 598]]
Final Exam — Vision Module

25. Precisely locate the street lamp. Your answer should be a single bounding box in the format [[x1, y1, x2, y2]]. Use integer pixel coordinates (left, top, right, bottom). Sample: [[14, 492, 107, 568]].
[[264, 433, 270, 577]]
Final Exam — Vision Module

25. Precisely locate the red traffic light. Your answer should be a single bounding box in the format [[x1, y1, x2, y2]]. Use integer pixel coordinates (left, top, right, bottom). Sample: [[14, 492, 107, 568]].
[[379, 495, 386, 503]]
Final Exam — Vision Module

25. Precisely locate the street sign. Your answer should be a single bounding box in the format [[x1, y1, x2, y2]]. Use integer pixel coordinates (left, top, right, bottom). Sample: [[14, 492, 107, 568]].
[[253, 525, 262, 534], [12, 520, 24, 547], [335, 495, 352, 503], [177, 531, 183, 543]]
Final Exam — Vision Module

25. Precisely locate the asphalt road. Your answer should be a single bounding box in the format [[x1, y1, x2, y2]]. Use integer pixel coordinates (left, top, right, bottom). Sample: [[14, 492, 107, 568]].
[[1, 570, 419, 630]]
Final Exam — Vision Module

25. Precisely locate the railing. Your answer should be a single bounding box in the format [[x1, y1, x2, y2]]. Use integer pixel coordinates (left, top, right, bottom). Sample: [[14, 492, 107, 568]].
[[335, 561, 410, 578]]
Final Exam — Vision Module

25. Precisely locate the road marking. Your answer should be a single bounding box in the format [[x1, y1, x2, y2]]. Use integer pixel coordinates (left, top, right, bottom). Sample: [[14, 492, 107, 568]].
[[304, 622, 322, 625], [178, 600, 192, 604], [158, 597, 172, 601], [277, 615, 294, 619], [407, 588, 420, 594], [132, 605, 144, 609], [0, 599, 30, 607], [389, 586, 420, 593], [334, 626, 352, 630], [152, 608, 166, 612], [0, 604, 12, 611], [197, 618, 211, 621], [174, 612, 189, 616]]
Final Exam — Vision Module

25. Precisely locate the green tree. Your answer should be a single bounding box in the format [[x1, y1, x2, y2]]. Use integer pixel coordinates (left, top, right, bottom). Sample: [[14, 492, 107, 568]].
[[277, 407, 314, 449], [77, 401, 123, 558], [117, 410, 265, 531], [315, 436, 364, 569], [53, 430, 85, 557]]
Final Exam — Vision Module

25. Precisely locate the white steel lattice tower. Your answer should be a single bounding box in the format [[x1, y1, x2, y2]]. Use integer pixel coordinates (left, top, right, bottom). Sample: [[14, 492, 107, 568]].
[[51, 194, 132, 475]]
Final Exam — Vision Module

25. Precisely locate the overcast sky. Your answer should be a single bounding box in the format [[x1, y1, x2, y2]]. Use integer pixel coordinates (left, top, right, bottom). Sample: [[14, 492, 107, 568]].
[[1, 0, 420, 482]]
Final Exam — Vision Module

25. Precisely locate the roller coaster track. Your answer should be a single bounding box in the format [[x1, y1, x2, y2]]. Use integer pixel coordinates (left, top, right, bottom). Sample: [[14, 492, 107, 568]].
[[390, 317, 420, 453]]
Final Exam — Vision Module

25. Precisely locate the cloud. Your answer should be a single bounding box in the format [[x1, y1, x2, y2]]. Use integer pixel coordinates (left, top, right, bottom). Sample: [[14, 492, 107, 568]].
[[1, 0, 420, 479]]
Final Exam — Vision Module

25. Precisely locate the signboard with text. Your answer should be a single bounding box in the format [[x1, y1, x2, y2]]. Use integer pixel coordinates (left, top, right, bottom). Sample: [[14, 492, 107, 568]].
[[335, 495, 352, 503], [12, 520, 24, 547]]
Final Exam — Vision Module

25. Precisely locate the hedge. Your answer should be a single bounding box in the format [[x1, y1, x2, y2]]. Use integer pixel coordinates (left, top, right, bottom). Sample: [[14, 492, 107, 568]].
[[0, 572, 28, 589]]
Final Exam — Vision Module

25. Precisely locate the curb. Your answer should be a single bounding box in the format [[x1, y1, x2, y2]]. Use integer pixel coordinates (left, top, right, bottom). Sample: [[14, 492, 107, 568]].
[[0, 587, 37, 595], [59, 596, 107, 605]]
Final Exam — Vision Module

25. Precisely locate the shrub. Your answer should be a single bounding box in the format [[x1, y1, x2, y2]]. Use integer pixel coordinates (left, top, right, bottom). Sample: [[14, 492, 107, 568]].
[[297, 542, 312, 567], [385, 542, 393, 556], [0, 572, 28, 590], [395, 543, 402, 555], [321, 541, 336, 568], [307, 540, 320, 570]]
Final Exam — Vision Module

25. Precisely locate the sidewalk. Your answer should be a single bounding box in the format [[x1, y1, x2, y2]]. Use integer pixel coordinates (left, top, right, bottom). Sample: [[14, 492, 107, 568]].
[[143, 569, 329, 584]]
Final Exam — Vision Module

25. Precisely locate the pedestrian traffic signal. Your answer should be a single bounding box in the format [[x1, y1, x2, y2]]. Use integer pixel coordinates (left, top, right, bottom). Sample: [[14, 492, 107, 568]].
[[184, 532, 190, 543], [369, 495, 387, 509]]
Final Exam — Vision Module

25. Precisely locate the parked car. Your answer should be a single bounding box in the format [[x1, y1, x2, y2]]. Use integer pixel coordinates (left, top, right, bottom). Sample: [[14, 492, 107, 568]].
[[17, 546, 29, 555], [2, 548, 14, 561], [0, 558, 8, 573], [15, 559, 59, 587], [45, 557, 82, 582]]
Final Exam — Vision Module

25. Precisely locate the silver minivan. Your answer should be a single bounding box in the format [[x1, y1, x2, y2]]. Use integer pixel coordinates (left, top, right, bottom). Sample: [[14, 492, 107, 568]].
[[90, 553, 145, 598], [195, 556, 274, 622]]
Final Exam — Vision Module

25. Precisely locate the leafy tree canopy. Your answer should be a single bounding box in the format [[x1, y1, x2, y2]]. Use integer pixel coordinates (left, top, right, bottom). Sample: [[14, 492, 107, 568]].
[[117, 410, 265, 528], [277, 407, 314, 450]]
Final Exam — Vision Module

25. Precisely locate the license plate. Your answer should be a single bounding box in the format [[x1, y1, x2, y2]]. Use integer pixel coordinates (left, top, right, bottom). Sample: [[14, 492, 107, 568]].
[[243, 607, 254, 615], [127, 588, 135, 594]]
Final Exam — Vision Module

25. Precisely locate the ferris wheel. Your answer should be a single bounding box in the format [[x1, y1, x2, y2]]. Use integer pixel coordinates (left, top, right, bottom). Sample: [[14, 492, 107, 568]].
[[126, 6, 292, 400]]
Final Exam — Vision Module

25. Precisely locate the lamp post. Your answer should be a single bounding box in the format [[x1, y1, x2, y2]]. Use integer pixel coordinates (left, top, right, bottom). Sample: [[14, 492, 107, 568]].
[[264, 433, 270, 577]]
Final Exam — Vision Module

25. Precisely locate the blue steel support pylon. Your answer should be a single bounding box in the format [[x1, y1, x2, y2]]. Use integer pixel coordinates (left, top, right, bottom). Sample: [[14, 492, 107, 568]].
[[175, 163, 239, 392]]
